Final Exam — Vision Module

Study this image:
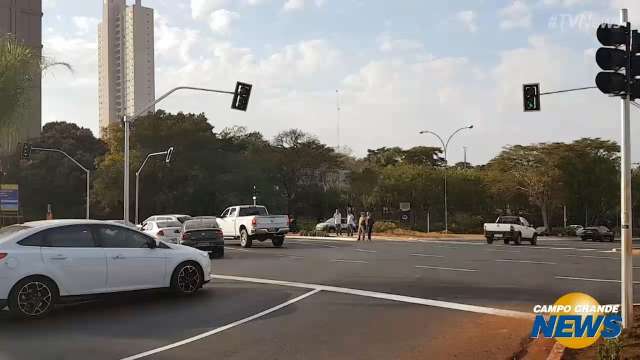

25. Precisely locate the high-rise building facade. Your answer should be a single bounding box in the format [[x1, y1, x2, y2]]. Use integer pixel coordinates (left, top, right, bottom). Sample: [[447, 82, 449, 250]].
[[0, 0, 42, 153], [98, 0, 155, 137]]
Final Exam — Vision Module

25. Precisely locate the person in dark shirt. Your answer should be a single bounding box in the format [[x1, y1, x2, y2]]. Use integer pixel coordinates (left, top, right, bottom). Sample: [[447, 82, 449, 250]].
[[366, 212, 375, 241]]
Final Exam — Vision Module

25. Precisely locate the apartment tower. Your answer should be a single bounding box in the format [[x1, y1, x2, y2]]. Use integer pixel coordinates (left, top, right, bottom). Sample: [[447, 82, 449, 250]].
[[98, 0, 155, 137]]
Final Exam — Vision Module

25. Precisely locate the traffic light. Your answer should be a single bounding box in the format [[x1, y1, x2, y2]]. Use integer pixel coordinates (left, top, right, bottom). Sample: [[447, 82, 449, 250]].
[[523, 83, 540, 112], [231, 81, 253, 111], [165, 147, 174, 164], [595, 23, 640, 99], [20, 143, 32, 160]]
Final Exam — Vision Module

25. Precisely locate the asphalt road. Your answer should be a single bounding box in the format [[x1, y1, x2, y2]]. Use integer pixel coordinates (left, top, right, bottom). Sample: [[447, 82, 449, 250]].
[[0, 236, 636, 360]]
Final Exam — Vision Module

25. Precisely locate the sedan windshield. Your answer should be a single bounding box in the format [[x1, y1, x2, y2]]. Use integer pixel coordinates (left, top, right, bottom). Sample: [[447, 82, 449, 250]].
[[0, 225, 31, 243], [157, 221, 182, 228]]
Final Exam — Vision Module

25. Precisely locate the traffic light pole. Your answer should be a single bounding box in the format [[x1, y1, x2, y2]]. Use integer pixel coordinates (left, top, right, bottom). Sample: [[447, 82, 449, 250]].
[[620, 8, 634, 330], [31, 147, 90, 219], [122, 86, 242, 225]]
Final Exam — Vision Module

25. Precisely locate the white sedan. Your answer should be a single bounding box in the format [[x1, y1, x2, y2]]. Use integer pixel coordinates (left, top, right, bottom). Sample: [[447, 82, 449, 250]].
[[0, 220, 211, 318]]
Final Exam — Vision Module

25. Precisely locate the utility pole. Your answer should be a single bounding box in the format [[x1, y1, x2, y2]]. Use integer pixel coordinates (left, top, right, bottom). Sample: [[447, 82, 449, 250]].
[[252, 185, 257, 206], [620, 8, 634, 329], [463, 146, 468, 169], [336, 89, 341, 151]]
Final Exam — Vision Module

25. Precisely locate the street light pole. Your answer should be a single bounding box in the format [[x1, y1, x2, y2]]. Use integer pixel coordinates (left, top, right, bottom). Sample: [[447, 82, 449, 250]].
[[419, 125, 474, 233], [31, 147, 91, 219], [122, 86, 238, 225], [135, 148, 173, 225]]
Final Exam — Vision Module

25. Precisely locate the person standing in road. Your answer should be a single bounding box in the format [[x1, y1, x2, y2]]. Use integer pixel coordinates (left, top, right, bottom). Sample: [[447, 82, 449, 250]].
[[357, 212, 367, 241], [333, 209, 342, 236], [366, 212, 375, 241], [346, 211, 355, 237]]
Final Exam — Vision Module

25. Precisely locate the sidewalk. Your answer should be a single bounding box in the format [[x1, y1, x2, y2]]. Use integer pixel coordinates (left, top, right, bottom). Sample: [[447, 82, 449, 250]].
[[288, 233, 485, 242]]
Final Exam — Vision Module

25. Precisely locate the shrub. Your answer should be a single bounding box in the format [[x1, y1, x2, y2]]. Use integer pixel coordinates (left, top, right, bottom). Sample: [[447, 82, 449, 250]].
[[373, 221, 398, 233], [597, 337, 623, 360]]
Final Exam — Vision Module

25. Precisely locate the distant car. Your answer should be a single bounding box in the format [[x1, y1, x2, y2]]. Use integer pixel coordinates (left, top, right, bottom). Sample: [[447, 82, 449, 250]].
[[315, 217, 348, 233], [180, 218, 224, 259], [581, 226, 614, 242], [142, 214, 192, 226], [0, 220, 210, 318], [566, 225, 584, 237], [141, 220, 183, 244]]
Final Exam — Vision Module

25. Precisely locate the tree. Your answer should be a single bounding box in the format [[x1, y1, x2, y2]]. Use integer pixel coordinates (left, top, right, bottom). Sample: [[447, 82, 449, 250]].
[[0, 35, 71, 154], [17, 122, 106, 220], [402, 146, 444, 167]]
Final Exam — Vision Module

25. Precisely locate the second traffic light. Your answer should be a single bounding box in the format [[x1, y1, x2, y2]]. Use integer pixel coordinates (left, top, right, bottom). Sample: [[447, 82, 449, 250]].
[[20, 143, 32, 160], [595, 23, 640, 99], [231, 81, 253, 112], [523, 83, 540, 112]]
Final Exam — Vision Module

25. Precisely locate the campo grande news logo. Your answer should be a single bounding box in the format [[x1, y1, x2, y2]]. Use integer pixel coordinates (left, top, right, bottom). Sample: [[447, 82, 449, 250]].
[[530, 292, 623, 349]]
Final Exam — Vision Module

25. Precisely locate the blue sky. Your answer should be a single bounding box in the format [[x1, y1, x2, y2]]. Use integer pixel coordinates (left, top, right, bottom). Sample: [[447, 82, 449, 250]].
[[40, 0, 640, 164]]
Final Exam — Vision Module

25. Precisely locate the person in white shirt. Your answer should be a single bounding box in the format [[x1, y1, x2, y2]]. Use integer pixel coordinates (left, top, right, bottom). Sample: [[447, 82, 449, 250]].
[[346, 211, 355, 237], [333, 209, 342, 236]]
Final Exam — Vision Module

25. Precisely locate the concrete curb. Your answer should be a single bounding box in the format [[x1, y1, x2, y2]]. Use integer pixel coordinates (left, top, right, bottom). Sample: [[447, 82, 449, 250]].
[[288, 235, 483, 242], [545, 342, 566, 360]]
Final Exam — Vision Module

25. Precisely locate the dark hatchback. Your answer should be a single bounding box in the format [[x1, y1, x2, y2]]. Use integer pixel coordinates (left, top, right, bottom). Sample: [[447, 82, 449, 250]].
[[581, 226, 614, 242], [179, 218, 224, 259]]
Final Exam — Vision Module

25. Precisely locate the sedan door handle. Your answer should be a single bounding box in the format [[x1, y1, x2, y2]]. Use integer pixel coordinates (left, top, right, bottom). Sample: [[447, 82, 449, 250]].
[[49, 255, 67, 260], [112, 255, 126, 260]]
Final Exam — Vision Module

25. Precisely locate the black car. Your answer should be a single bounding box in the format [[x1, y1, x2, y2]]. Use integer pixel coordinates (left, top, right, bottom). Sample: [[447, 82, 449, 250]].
[[180, 218, 225, 258], [581, 226, 614, 242]]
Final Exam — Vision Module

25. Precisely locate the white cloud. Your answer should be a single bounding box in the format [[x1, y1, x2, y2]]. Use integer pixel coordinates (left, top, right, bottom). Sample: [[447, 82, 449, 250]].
[[208, 9, 240, 35], [456, 10, 478, 33], [72, 16, 100, 36], [190, 0, 229, 19], [499, 0, 532, 29], [542, 0, 590, 7], [155, 13, 200, 63], [377, 34, 424, 52], [42, 0, 57, 10], [283, 0, 305, 11]]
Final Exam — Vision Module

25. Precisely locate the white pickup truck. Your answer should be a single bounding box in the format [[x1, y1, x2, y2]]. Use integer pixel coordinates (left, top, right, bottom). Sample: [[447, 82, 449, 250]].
[[217, 205, 290, 248], [483, 216, 537, 245]]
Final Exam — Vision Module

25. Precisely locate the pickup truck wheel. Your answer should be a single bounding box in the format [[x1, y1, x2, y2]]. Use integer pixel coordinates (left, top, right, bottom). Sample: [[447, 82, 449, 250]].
[[240, 229, 252, 248], [272, 236, 285, 248], [530, 235, 537, 246], [514, 233, 522, 245], [486, 236, 493, 244]]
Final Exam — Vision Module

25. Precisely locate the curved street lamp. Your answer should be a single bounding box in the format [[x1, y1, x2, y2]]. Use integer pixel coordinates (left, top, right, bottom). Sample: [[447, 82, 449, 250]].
[[135, 147, 174, 225], [419, 125, 474, 233]]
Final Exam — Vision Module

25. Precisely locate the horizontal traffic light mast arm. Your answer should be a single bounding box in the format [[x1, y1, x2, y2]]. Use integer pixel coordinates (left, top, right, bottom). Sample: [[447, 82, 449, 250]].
[[30, 147, 90, 173], [539, 86, 598, 96], [130, 86, 237, 121]]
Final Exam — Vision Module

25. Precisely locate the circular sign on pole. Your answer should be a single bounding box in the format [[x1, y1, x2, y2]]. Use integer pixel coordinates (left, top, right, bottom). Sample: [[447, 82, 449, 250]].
[[401, 214, 409, 221]]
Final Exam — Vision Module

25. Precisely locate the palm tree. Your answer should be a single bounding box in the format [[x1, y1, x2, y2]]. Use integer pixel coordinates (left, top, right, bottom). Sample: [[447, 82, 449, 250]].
[[0, 35, 71, 154]]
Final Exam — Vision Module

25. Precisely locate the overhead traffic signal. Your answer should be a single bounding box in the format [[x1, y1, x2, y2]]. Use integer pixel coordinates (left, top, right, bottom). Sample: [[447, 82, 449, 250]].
[[165, 147, 174, 164], [523, 83, 540, 112], [231, 81, 252, 112], [20, 143, 32, 160], [595, 23, 640, 99]]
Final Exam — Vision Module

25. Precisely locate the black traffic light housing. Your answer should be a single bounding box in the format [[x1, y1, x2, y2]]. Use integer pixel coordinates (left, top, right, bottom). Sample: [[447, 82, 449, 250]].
[[595, 23, 640, 99], [523, 83, 541, 112], [20, 143, 32, 160], [231, 81, 253, 112]]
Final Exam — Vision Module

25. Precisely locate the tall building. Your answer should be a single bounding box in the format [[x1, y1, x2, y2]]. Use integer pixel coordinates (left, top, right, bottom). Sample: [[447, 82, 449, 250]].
[[0, 0, 42, 153], [98, 0, 155, 137]]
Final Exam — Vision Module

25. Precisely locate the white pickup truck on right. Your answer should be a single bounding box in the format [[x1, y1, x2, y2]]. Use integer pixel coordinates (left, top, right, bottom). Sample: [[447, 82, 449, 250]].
[[483, 216, 537, 245]]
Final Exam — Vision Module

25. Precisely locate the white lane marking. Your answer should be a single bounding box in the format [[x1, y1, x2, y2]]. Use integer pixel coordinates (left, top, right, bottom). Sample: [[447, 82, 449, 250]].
[[332, 259, 368, 264], [487, 249, 521, 253], [414, 265, 478, 272], [212, 274, 531, 319], [556, 276, 640, 284], [566, 255, 618, 260], [289, 241, 338, 248], [120, 289, 321, 360], [224, 247, 252, 252], [495, 259, 556, 265], [410, 253, 445, 258], [354, 249, 377, 253]]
